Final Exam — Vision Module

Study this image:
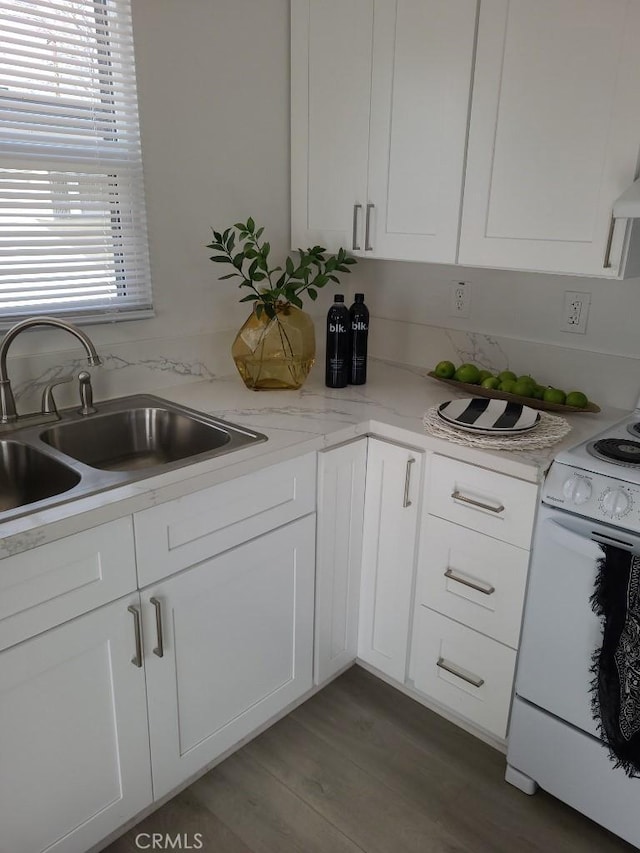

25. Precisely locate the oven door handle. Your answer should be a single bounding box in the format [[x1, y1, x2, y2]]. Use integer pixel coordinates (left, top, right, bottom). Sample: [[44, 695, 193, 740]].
[[546, 519, 605, 559], [546, 518, 640, 558], [591, 531, 640, 554]]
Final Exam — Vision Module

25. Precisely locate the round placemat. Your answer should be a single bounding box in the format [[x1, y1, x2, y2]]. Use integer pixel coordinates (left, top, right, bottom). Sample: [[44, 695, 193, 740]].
[[423, 406, 571, 450]]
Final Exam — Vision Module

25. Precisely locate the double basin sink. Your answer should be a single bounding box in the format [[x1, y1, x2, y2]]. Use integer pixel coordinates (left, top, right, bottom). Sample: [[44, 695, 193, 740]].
[[0, 395, 267, 521]]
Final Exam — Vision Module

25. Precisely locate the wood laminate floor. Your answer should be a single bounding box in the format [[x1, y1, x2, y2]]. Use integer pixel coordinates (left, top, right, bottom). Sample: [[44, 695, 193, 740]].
[[105, 666, 636, 853]]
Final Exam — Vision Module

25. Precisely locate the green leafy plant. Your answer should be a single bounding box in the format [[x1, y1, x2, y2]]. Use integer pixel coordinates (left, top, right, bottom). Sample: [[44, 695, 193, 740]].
[[207, 217, 356, 319]]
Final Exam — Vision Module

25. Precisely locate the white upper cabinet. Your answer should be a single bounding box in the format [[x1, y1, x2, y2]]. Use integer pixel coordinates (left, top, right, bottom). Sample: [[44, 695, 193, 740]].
[[366, 1, 477, 262], [459, 0, 640, 277], [291, 0, 478, 262], [291, 0, 373, 252]]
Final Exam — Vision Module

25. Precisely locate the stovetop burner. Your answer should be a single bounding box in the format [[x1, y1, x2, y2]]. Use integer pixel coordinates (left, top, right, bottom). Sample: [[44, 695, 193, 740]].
[[590, 437, 640, 464], [628, 422, 640, 438]]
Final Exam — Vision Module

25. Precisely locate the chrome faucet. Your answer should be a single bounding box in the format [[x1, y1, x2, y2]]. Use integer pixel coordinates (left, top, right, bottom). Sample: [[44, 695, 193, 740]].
[[0, 316, 102, 424]]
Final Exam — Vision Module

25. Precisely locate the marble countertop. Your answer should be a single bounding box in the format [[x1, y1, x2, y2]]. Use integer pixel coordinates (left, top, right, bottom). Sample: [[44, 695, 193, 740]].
[[0, 359, 627, 558]]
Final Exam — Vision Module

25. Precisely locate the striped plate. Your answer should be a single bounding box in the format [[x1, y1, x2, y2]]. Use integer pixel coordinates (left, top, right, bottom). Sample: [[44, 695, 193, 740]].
[[437, 398, 541, 434]]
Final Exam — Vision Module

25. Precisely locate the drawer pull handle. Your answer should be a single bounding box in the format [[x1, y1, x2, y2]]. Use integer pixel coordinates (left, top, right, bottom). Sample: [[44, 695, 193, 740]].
[[352, 204, 362, 251], [365, 203, 375, 251], [444, 568, 495, 596], [437, 656, 484, 688], [403, 457, 416, 507], [128, 605, 143, 668], [150, 596, 164, 658], [451, 490, 504, 514], [603, 213, 616, 269]]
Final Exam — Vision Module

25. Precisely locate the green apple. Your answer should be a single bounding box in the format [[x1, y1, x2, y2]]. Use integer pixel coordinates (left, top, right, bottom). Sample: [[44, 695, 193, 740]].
[[543, 387, 567, 405], [454, 364, 481, 384], [434, 360, 456, 379], [481, 377, 500, 390]]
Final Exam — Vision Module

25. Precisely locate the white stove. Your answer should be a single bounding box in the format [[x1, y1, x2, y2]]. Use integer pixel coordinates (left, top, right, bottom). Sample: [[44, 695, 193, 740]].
[[543, 411, 640, 533], [507, 408, 640, 848]]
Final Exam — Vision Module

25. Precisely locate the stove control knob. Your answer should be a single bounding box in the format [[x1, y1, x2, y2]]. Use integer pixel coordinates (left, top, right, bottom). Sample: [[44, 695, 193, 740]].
[[600, 488, 632, 519], [562, 475, 592, 505]]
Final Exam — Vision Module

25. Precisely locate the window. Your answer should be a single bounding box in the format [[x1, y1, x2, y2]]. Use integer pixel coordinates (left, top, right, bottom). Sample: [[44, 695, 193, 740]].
[[0, 0, 152, 322]]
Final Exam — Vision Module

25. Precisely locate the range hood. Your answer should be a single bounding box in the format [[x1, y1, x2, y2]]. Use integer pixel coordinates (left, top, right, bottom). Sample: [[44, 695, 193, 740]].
[[613, 179, 640, 218]]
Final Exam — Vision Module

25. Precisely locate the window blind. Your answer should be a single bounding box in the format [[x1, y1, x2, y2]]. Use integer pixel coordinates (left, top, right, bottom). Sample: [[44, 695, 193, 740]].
[[0, 0, 153, 321]]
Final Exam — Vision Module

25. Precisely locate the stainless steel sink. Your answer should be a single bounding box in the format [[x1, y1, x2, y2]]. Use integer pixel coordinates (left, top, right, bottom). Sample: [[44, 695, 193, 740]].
[[41, 406, 235, 471], [0, 394, 267, 521], [0, 440, 80, 512]]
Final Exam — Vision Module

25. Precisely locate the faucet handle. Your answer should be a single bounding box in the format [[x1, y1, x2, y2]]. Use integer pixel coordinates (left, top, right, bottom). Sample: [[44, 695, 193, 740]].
[[41, 376, 73, 416]]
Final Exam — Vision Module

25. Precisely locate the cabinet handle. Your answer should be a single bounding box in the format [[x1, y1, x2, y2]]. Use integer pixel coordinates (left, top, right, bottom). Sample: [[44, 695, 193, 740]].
[[444, 567, 495, 596], [603, 214, 616, 269], [150, 597, 164, 658], [128, 605, 143, 668], [437, 656, 484, 688], [403, 457, 416, 508], [451, 490, 504, 514], [365, 203, 375, 251], [352, 204, 362, 251]]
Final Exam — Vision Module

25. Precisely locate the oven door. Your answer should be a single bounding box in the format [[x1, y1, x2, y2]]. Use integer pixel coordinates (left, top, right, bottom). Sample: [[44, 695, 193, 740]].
[[516, 503, 640, 738]]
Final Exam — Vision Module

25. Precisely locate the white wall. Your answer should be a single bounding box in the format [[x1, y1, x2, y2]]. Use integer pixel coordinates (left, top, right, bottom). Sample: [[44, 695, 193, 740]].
[[131, 0, 292, 338], [6, 0, 640, 412], [354, 258, 640, 410], [6, 0, 298, 408]]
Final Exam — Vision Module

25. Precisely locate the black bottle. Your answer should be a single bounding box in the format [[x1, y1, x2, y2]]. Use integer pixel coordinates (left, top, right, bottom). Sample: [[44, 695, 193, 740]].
[[349, 293, 369, 385], [325, 294, 350, 388]]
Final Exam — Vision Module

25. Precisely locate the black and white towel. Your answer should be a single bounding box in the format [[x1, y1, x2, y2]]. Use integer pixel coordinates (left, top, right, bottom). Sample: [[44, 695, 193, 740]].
[[591, 545, 640, 776]]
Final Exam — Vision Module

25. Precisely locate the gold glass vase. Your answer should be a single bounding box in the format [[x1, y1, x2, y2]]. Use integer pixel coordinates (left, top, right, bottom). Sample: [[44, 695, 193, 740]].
[[231, 303, 316, 390]]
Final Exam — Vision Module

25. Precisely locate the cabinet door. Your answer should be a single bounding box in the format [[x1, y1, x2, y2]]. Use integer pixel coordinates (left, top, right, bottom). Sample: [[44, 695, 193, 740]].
[[358, 439, 424, 682], [291, 0, 373, 252], [367, 0, 477, 262], [315, 440, 367, 685], [143, 517, 315, 799], [0, 596, 152, 853], [459, 0, 640, 276]]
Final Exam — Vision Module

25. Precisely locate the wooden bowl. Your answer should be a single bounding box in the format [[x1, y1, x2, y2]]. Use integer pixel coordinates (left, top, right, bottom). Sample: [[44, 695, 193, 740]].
[[427, 372, 600, 414]]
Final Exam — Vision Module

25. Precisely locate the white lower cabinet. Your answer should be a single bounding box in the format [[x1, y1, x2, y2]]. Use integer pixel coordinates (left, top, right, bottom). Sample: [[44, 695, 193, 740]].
[[0, 594, 152, 853], [0, 516, 137, 652], [134, 453, 316, 586], [416, 516, 529, 649], [411, 607, 517, 739], [409, 453, 536, 740], [141, 516, 316, 800], [358, 439, 426, 682], [315, 440, 367, 685], [0, 455, 317, 853], [0, 441, 541, 851]]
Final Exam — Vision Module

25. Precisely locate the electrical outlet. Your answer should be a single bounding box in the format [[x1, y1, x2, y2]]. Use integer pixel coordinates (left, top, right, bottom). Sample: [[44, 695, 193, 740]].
[[562, 291, 591, 334], [450, 281, 471, 318]]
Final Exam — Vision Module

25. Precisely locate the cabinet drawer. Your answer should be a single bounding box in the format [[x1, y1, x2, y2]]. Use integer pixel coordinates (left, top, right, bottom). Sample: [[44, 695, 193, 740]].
[[427, 455, 537, 548], [417, 516, 529, 648], [0, 517, 136, 652], [135, 453, 316, 586], [410, 606, 516, 739]]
